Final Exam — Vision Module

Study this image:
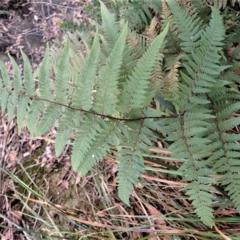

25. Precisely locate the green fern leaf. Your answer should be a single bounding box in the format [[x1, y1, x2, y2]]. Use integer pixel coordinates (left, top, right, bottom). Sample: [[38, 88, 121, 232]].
[[119, 0, 161, 30], [55, 40, 70, 104], [21, 50, 35, 96], [166, 0, 203, 53], [100, 0, 120, 50], [75, 120, 119, 176], [93, 23, 128, 115], [0, 90, 8, 115], [117, 118, 158, 204], [118, 24, 169, 113], [17, 96, 29, 133], [26, 100, 44, 136], [0, 61, 11, 91], [71, 115, 101, 172], [206, 92, 240, 212], [118, 149, 145, 205], [172, 7, 225, 112], [0, 61, 10, 115], [71, 32, 100, 110], [185, 182, 215, 226], [35, 104, 62, 136], [55, 108, 81, 156], [7, 94, 17, 121], [38, 45, 51, 99], [9, 55, 23, 93]]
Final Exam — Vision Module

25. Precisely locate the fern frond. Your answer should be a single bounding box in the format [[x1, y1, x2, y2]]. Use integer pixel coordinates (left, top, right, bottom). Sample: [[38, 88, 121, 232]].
[[207, 93, 240, 211], [16, 96, 29, 133], [21, 50, 35, 96], [172, 7, 226, 111], [93, 23, 128, 115], [0, 89, 8, 116], [144, 17, 160, 41], [35, 104, 62, 136], [71, 115, 101, 172], [0, 56, 20, 121], [71, 32, 100, 110], [166, 0, 203, 53], [118, 149, 144, 205], [26, 100, 45, 136], [118, 24, 169, 113], [100, 0, 120, 50], [75, 120, 120, 176], [0, 62, 10, 115], [160, 5, 227, 226], [55, 108, 81, 157], [9, 55, 23, 93], [119, 0, 161, 30], [54, 40, 70, 104], [71, 116, 119, 174], [152, 56, 180, 106], [0, 61, 11, 91], [121, 31, 147, 80], [160, 0, 180, 54], [7, 94, 17, 121], [38, 44, 51, 99], [163, 112, 216, 226]]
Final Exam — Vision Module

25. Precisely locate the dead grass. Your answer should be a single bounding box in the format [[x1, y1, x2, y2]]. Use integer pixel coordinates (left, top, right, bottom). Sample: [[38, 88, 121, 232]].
[[1, 116, 240, 239]]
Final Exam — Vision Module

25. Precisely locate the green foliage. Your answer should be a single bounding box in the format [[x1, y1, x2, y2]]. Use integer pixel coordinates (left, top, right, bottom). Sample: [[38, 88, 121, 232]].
[[112, 0, 162, 30], [1, 0, 240, 228]]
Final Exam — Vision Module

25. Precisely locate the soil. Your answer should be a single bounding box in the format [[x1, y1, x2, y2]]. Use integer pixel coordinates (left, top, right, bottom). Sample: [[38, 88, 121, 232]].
[[0, 0, 91, 63]]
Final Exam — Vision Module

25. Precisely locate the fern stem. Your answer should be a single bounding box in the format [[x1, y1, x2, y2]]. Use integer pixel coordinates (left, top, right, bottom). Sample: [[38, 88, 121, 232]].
[[13, 91, 181, 122]]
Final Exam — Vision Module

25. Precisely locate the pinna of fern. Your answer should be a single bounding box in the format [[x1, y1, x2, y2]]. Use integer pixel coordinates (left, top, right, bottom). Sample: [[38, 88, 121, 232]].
[[0, 1, 169, 206]]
